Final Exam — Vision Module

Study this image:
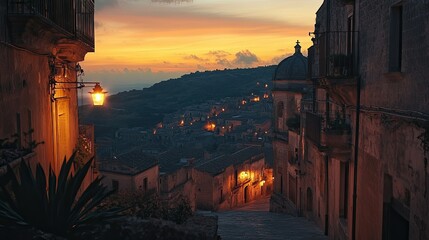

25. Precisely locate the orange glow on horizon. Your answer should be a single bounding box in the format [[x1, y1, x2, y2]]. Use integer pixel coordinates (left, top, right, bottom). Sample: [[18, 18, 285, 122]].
[[82, 1, 321, 74]]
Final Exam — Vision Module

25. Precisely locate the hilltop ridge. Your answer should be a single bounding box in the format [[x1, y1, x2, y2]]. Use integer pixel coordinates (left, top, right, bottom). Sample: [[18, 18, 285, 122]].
[[79, 66, 276, 137]]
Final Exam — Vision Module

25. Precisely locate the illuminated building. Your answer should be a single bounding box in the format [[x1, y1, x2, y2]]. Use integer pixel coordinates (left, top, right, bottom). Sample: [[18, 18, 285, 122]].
[[0, 1, 96, 178], [194, 146, 273, 211], [271, 1, 429, 239]]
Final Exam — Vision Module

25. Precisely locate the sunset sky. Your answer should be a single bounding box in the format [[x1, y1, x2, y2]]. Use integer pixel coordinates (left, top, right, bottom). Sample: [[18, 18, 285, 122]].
[[82, 0, 323, 93]]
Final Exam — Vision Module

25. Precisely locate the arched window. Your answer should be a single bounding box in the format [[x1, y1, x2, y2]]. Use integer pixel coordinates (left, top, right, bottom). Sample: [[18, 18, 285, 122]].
[[277, 101, 284, 118], [307, 187, 313, 212]]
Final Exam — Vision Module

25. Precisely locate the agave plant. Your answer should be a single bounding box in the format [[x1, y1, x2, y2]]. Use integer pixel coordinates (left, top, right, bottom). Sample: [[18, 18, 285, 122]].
[[0, 153, 122, 237]]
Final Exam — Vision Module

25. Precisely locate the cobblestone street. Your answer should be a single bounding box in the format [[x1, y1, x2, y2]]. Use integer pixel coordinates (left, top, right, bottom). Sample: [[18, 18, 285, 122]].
[[216, 197, 327, 240]]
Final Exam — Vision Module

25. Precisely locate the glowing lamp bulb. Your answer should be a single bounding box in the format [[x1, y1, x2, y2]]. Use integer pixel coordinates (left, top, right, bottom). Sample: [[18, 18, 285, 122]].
[[89, 83, 107, 106]]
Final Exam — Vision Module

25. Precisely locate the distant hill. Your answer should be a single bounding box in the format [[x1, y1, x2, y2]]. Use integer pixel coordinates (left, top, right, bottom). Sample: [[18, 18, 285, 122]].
[[79, 66, 276, 137]]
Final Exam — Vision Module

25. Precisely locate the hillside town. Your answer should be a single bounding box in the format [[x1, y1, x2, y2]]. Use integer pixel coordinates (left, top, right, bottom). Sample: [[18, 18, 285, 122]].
[[97, 88, 274, 211], [0, 0, 428, 239]]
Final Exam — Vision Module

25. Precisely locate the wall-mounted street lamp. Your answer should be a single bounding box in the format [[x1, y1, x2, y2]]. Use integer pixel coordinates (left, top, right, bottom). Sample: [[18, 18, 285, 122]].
[[49, 61, 107, 106], [89, 83, 107, 106], [50, 80, 107, 106]]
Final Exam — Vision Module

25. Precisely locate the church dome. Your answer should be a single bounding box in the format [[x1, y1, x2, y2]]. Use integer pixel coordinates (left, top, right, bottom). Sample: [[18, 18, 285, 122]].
[[273, 41, 308, 80]]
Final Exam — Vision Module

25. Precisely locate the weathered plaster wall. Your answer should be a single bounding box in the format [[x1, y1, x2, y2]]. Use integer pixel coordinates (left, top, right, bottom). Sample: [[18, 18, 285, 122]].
[[0, 45, 54, 171], [101, 165, 159, 193], [0, 43, 81, 174], [273, 140, 288, 196], [194, 170, 214, 210], [356, 113, 429, 240], [160, 167, 196, 210], [359, 0, 429, 112]]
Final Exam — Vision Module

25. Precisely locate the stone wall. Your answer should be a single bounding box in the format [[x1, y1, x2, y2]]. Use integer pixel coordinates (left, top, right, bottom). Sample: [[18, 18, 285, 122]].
[[0, 44, 81, 173], [359, 0, 429, 112], [355, 0, 429, 239]]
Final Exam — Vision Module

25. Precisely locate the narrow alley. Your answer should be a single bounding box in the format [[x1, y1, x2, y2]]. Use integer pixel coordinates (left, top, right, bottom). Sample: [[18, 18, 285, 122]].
[[216, 197, 327, 240]]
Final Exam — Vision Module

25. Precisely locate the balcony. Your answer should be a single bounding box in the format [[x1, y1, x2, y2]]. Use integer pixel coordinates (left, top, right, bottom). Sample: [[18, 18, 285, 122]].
[[311, 31, 358, 105], [7, 0, 94, 58], [305, 112, 351, 157]]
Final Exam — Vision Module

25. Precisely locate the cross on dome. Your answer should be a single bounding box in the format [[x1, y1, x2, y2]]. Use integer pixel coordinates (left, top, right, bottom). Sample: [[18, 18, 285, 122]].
[[294, 40, 302, 54]]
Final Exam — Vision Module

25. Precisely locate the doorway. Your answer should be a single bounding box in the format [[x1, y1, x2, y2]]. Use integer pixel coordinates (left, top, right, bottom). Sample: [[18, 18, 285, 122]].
[[244, 186, 249, 203]]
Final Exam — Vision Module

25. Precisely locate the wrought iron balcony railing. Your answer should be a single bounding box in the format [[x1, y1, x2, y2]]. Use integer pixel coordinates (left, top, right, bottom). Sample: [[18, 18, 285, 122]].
[[305, 111, 351, 149], [312, 31, 358, 79], [7, 0, 94, 48]]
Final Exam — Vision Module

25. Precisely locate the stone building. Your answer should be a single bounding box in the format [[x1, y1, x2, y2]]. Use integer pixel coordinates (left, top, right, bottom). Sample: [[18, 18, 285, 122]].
[[195, 146, 273, 211], [99, 149, 159, 193], [158, 148, 200, 211], [271, 1, 429, 240], [270, 41, 310, 215], [0, 1, 95, 176]]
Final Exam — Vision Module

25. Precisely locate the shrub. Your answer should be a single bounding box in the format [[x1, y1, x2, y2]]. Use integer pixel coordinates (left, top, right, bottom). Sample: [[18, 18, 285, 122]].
[[0, 153, 122, 238], [103, 191, 193, 224]]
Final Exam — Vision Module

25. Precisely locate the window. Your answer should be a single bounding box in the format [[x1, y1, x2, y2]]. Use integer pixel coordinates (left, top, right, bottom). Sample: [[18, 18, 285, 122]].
[[339, 162, 349, 218], [347, 15, 353, 56], [277, 101, 285, 130], [143, 177, 148, 192], [112, 180, 119, 192], [389, 4, 403, 72]]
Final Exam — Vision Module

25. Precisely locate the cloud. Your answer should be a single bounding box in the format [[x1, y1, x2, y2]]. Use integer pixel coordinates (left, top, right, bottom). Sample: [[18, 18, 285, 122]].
[[206, 50, 231, 59], [216, 58, 232, 68], [151, 0, 193, 3], [233, 50, 259, 66], [96, 0, 119, 10], [184, 54, 208, 62], [94, 21, 103, 29]]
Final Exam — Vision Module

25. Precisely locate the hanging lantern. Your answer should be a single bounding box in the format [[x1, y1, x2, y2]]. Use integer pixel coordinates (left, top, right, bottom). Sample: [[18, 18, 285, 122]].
[[89, 83, 107, 106]]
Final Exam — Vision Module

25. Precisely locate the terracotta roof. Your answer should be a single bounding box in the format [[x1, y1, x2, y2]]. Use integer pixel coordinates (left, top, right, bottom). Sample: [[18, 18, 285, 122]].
[[99, 149, 158, 175], [158, 148, 204, 174], [195, 146, 264, 176]]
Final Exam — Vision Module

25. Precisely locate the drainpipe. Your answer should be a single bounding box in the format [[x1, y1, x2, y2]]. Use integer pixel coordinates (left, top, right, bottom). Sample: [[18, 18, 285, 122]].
[[351, 80, 361, 239], [324, 0, 331, 236], [324, 154, 329, 236], [351, 0, 360, 239]]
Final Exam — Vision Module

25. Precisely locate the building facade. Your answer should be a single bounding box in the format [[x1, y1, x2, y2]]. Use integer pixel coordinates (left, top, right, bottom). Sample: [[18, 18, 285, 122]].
[[195, 146, 273, 211], [271, 1, 429, 239], [270, 42, 310, 216], [99, 149, 159, 193], [0, 1, 95, 175], [158, 149, 199, 211]]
